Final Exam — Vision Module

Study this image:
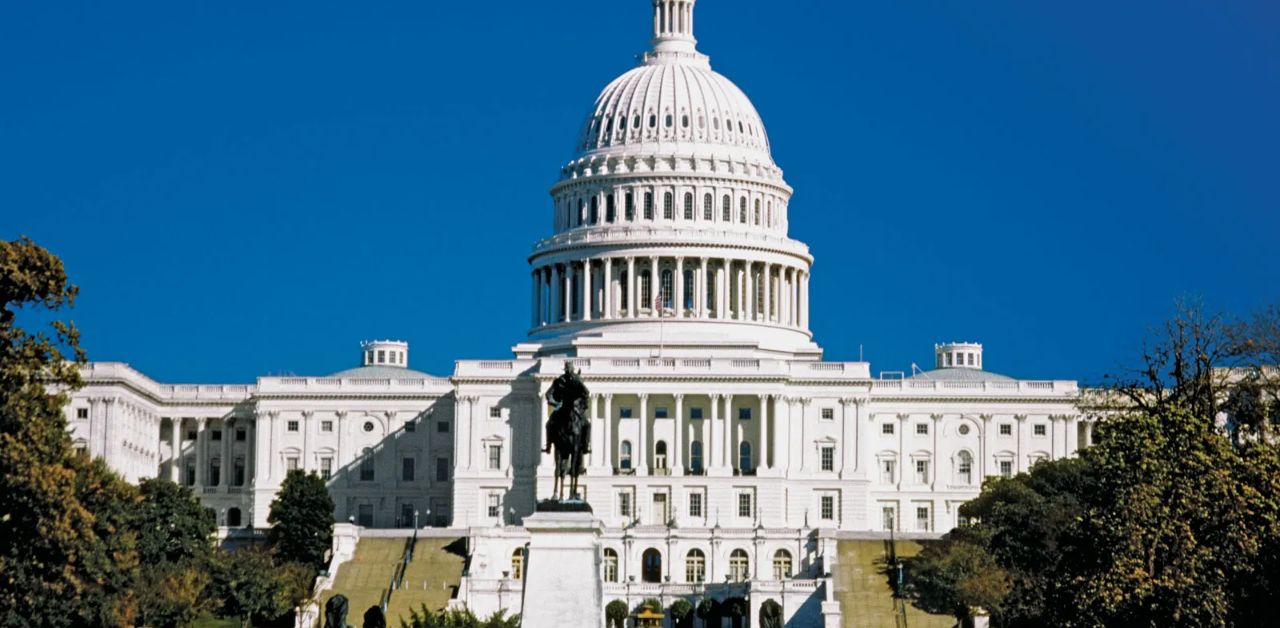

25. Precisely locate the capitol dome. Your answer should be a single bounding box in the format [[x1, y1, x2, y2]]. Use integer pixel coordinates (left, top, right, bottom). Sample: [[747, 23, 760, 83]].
[[525, 0, 819, 361]]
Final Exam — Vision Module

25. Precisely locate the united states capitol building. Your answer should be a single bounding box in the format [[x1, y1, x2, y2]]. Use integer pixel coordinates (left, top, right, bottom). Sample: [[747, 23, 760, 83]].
[[67, 2, 1089, 624]]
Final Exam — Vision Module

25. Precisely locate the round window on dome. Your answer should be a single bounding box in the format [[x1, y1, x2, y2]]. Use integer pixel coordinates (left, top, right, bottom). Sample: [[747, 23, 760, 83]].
[[681, 115, 689, 128], [363, 421, 374, 433], [649, 115, 657, 128], [959, 424, 971, 436], [633, 115, 641, 129], [724, 118, 732, 132], [620, 116, 627, 130], [698, 115, 705, 128], [713, 118, 719, 130], [664, 114, 672, 128]]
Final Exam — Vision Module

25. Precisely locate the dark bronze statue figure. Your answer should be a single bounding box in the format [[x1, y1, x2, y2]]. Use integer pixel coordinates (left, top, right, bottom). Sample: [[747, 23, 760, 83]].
[[544, 362, 591, 501], [323, 594, 348, 628]]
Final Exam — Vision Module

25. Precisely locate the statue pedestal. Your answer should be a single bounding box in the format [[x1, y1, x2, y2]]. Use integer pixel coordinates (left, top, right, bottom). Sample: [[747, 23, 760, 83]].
[[520, 509, 603, 628]]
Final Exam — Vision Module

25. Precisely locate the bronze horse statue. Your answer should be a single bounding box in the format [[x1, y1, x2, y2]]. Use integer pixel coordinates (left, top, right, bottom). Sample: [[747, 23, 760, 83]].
[[543, 362, 591, 501]]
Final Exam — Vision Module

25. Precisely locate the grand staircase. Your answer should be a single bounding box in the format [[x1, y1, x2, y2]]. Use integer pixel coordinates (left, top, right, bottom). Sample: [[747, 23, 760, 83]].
[[384, 538, 467, 624], [833, 540, 956, 628]]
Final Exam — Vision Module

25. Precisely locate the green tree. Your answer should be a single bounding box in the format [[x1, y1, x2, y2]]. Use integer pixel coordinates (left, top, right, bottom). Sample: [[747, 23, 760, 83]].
[[669, 599, 693, 628], [604, 599, 628, 628], [267, 470, 335, 570], [903, 534, 1009, 622], [135, 478, 217, 567], [211, 547, 291, 628], [136, 566, 214, 628], [0, 237, 141, 627]]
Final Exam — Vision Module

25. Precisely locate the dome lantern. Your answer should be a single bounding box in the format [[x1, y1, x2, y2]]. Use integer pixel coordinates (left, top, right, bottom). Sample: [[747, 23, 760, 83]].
[[651, 0, 697, 53]]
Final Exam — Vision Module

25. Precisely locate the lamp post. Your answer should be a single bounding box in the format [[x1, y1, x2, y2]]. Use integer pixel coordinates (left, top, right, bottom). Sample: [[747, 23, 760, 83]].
[[414, 509, 419, 529]]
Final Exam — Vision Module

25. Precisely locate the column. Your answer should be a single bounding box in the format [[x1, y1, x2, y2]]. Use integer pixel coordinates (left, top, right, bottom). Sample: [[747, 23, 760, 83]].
[[1084, 420, 1094, 447], [710, 394, 723, 471], [649, 256, 659, 317], [195, 418, 207, 488], [603, 394, 613, 469], [724, 394, 735, 471], [1065, 416, 1079, 456], [800, 271, 810, 328], [737, 262, 746, 320], [581, 260, 591, 321], [562, 264, 572, 321], [718, 260, 728, 319], [627, 257, 637, 318], [759, 395, 770, 471], [1015, 414, 1028, 472], [763, 264, 773, 322], [675, 257, 684, 317], [538, 390, 552, 474], [531, 269, 539, 327], [168, 417, 181, 482], [745, 262, 755, 321], [551, 265, 562, 323], [673, 394, 684, 475], [840, 399, 855, 477], [604, 257, 613, 319], [220, 419, 231, 488], [637, 394, 649, 474], [699, 257, 709, 319]]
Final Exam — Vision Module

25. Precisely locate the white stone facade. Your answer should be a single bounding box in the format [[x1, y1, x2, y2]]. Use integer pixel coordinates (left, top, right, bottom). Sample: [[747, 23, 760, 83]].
[[64, 1, 1091, 624]]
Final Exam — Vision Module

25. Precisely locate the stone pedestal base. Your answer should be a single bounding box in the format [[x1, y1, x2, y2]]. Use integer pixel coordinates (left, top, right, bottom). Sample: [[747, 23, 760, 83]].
[[520, 510, 603, 628]]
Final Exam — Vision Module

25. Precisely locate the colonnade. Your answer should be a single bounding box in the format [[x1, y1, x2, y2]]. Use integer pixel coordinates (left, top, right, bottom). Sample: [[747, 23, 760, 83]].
[[167, 416, 251, 491], [530, 256, 809, 329]]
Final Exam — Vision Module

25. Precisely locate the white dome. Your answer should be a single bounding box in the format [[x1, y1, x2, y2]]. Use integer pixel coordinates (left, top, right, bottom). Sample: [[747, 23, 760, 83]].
[[575, 59, 773, 162]]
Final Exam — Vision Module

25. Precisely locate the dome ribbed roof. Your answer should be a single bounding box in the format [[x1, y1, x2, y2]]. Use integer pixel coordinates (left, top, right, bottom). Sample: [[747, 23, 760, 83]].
[[575, 59, 772, 161], [908, 368, 1016, 382]]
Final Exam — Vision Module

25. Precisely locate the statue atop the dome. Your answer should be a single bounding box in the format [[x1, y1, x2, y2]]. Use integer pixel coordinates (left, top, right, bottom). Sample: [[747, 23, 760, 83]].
[[542, 362, 591, 504]]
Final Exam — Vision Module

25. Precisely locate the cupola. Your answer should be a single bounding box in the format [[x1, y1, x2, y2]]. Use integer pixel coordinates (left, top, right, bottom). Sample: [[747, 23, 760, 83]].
[[935, 342, 983, 370], [361, 340, 409, 368]]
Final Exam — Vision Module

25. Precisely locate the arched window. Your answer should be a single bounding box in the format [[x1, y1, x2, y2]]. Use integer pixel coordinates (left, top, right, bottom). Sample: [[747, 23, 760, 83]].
[[655, 441, 668, 471], [729, 549, 750, 582], [633, 115, 641, 129], [739, 441, 752, 472], [620, 270, 629, 310], [722, 195, 731, 222], [620, 441, 633, 471], [681, 114, 689, 128], [590, 197, 599, 224], [660, 269, 673, 309], [606, 193, 616, 222], [754, 199, 761, 225], [625, 192, 635, 221], [227, 507, 242, 528], [767, 200, 773, 226], [665, 114, 673, 128], [577, 199, 585, 226], [642, 548, 663, 583], [663, 192, 674, 220], [649, 114, 657, 128], [703, 193, 713, 220], [619, 115, 627, 130], [724, 117, 733, 133], [772, 550, 793, 580], [644, 192, 654, 220], [603, 548, 619, 582], [713, 117, 720, 130], [640, 273, 652, 310], [690, 441, 704, 474], [686, 549, 706, 583], [511, 549, 525, 579], [957, 450, 973, 485], [683, 192, 693, 219], [739, 197, 747, 223]]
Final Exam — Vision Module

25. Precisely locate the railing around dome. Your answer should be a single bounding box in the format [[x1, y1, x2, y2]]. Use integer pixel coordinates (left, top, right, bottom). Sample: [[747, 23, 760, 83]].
[[530, 224, 811, 259]]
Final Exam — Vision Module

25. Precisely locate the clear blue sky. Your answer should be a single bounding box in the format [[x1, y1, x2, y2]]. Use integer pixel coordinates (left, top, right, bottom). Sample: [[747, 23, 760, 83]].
[[3, 1, 1277, 384]]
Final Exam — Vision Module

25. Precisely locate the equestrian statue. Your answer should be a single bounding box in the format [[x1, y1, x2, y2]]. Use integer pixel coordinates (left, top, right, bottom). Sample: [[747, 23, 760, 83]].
[[543, 362, 591, 501]]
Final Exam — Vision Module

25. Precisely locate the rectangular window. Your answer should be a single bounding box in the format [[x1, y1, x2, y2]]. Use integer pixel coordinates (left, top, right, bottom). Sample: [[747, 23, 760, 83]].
[[654, 407, 668, 419], [488, 445, 502, 470], [821, 408, 834, 420], [358, 504, 374, 527], [625, 192, 635, 220], [360, 454, 375, 482], [916, 423, 928, 435], [738, 407, 751, 420], [402, 457, 415, 482], [211, 429, 222, 441], [882, 423, 895, 435], [916, 460, 930, 483], [236, 428, 247, 441], [881, 459, 896, 484], [618, 492, 631, 518], [76, 407, 89, 419], [821, 446, 835, 471], [185, 462, 196, 486], [320, 457, 333, 480], [437, 420, 450, 433], [690, 407, 703, 420], [882, 506, 896, 531], [821, 495, 835, 520], [186, 429, 197, 441], [1033, 424, 1046, 436], [286, 456, 299, 471], [916, 506, 931, 531], [489, 406, 502, 419], [999, 423, 1012, 436], [643, 192, 654, 220], [689, 492, 703, 518], [287, 420, 299, 432], [619, 407, 633, 419], [487, 494, 500, 519], [738, 492, 753, 518], [999, 460, 1013, 478], [234, 458, 246, 486], [436, 457, 450, 481]]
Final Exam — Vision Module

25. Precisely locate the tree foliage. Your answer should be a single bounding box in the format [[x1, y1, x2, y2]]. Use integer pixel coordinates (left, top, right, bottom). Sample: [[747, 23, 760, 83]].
[[0, 237, 141, 627], [136, 565, 215, 628], [211, 547, 293, 628], [135, 478, 217, 567], [402, 606, 520, 628], [268, 469, 335, 570], [604, 599, 628, 628]]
